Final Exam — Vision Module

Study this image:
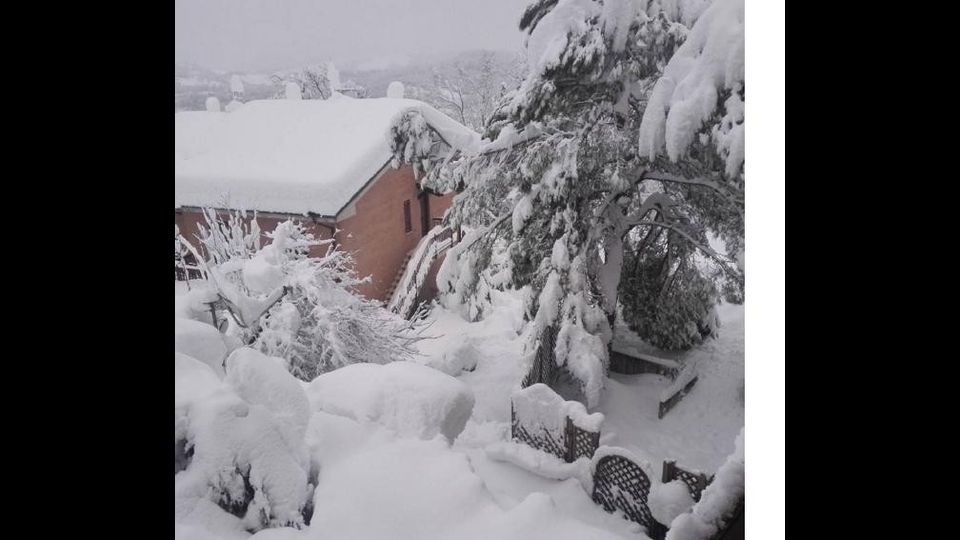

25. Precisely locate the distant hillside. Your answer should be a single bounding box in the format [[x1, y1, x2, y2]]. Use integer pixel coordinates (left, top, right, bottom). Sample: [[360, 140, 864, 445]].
[[341, 50, 524, 101], [175, 49, 527, 125], [174, 64, 276, 112]]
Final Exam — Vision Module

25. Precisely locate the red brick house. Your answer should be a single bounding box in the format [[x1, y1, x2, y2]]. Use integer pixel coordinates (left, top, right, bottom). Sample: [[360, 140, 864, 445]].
[[175, 96, 479, 304]]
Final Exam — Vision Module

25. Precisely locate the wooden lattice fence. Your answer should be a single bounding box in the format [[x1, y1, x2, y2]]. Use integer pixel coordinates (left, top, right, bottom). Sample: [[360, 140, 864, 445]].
[[591, 453, 668, 540], [509, 349, 723, 540], [566, 416, 600, 462], [511, 405, 567, 459], [510, 383, 602, 463], [661, 459, 713, 502], [521, 325, 559, 389]]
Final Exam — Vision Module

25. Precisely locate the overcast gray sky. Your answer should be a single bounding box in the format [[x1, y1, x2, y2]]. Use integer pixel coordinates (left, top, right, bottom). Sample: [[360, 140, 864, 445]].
[[175, 0, 527, 72]]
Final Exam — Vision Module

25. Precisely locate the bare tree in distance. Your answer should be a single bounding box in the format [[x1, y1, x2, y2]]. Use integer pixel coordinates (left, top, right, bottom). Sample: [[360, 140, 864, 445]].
[[272, 65, 333, 100], [409, 51, 527, 131]]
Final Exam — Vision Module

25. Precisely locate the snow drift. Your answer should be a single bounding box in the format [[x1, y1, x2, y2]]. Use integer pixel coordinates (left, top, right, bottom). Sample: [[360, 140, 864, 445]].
[[306, 361, 475, 442]]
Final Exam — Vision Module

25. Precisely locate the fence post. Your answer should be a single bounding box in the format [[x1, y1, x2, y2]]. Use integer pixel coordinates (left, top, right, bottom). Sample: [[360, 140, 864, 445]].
[[564, 416, 576, 463], [662, 460, 676, 484], [207, 301, 220, 328], [696, 473, 708, 500]]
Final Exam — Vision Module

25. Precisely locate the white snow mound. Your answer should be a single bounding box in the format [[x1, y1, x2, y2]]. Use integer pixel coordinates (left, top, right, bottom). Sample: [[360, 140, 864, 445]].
[[225, 347, 312, 448], [650, 480, 695, 525], [175, 317, 228, 377], [306, 362, 475, 442], [175, 352, 223, 410]]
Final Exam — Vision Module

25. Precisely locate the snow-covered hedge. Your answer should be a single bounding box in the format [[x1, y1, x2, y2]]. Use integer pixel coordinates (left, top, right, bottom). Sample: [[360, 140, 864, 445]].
[[175, 347, 314, 534], [306, 361, 475, 442]]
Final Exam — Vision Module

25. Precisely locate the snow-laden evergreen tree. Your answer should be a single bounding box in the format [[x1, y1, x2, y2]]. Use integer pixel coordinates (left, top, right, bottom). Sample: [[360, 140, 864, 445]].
[[423, 0, 744, 406], [177, 209, 427, 382]]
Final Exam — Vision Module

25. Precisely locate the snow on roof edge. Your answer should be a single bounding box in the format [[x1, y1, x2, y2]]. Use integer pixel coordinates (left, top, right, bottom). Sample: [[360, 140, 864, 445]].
[[175, 98, 480, 216]]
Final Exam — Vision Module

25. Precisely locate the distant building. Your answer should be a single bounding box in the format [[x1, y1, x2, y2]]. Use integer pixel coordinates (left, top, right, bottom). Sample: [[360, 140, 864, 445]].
[[175, 95, 480, 303]]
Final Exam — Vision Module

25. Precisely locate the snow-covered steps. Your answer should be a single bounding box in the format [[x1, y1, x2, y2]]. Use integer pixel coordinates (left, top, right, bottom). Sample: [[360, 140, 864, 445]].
[[387, 225, 455, 318], [383, 250, 414, 303]]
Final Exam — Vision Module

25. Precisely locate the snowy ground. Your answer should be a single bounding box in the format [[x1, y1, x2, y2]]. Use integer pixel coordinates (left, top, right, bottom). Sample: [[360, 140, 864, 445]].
[[176, 284, 639, 539], [414, 294, 744, 474], [176, 283, 741, 539], [297, 410, 635, 540], [409, 292, 743, 534], [600, 303, 745, 473]]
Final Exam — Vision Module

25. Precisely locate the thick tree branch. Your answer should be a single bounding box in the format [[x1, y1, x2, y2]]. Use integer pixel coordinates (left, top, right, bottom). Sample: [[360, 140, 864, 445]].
[[626, 220, 743, 284], [640, 171, 744, 209]]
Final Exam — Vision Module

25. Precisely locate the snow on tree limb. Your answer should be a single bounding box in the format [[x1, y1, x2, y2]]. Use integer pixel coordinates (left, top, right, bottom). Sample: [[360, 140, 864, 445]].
[[638, 0, 744, 180], [626, 220, 742, 284], [642, 171, 743, 206]]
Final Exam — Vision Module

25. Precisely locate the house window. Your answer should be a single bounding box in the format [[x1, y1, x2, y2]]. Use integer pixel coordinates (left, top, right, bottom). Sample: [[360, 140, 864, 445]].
[[403, 200, 412, 232]]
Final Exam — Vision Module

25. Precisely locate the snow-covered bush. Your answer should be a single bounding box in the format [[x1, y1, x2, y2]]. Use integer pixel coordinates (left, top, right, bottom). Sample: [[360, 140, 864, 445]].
[[619, 243, 720, 350], [252, 221, 428, 380], [306, 361, 475, 442], [177, 208, 427, 382], [175, 347, 313, 534]]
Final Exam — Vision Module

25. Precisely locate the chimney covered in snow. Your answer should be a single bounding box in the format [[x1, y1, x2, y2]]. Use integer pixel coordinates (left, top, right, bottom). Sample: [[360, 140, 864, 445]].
[[387, 81, 405, 99], [285, 81, 302, 100], [205, 96, 221, 112]]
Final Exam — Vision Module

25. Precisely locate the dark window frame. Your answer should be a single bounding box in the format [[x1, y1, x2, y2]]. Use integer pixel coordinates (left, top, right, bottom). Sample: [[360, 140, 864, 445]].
[[403, 199, 412, 233]]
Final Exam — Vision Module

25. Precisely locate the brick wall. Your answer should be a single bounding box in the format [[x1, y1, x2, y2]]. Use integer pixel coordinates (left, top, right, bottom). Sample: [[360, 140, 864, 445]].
[[175, 164, 452, 304], [174, 209, 335, 257], [335, 164, 426, 302]]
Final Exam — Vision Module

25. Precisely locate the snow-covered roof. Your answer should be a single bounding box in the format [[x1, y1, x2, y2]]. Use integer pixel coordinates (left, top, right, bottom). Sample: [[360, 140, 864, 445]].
[[175, 96, 480, 216]]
